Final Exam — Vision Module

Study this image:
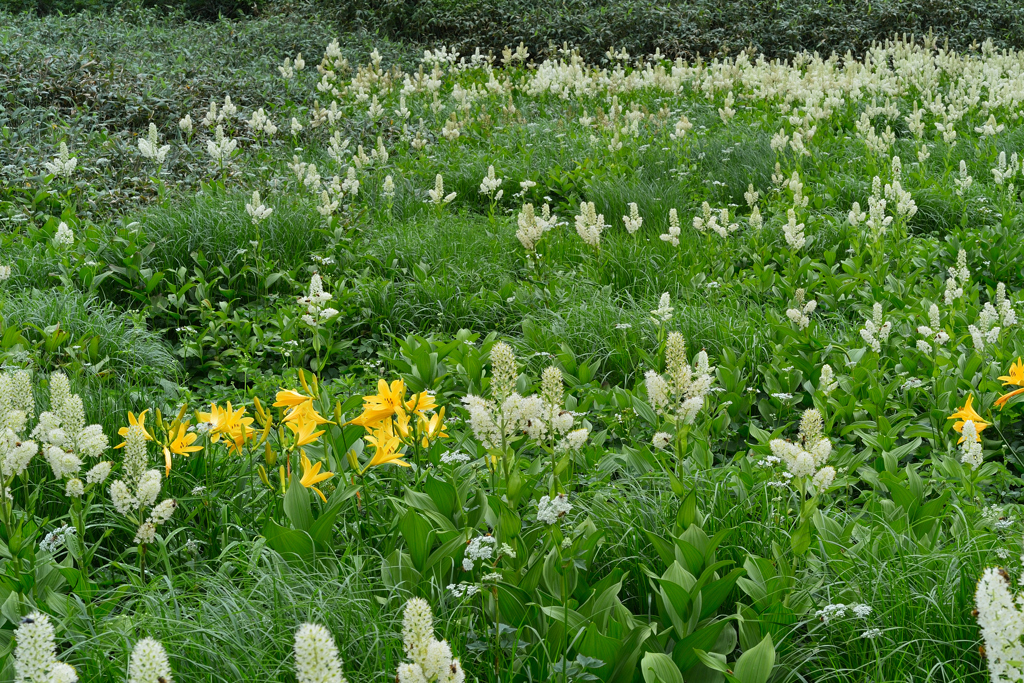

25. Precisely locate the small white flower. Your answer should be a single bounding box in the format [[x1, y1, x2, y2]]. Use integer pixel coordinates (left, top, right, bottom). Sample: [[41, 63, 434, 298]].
[[537, 493, 572, 525], [53, 222, 75, 247]]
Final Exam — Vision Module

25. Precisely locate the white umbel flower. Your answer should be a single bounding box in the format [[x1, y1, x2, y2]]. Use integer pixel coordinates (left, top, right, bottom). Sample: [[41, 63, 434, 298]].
[[128, 637, 173, 683], [294, 623, 347, 683], [537, 493, 572, 524], [652, 432, 673, 450]]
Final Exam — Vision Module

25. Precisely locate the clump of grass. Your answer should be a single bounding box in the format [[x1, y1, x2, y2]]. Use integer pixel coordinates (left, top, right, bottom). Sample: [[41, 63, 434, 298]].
[[136, 189, 329, 272], [1, 287, 176, 380]]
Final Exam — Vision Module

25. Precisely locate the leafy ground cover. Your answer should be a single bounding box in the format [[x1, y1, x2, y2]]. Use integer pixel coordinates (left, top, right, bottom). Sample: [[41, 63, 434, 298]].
[[2, 6, 1024, 683]]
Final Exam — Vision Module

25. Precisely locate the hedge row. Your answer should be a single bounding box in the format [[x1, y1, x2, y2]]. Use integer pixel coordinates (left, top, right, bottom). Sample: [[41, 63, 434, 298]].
[[332, 0, 1024, 61]]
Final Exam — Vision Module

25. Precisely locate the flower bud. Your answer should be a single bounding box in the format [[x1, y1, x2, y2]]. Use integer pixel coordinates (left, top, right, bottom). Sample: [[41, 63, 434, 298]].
[[258, 465, 272, 489]]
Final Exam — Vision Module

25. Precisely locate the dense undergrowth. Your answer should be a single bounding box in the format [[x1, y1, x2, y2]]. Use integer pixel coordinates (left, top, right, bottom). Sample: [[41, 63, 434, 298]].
[[3, 6, 1024, 683]]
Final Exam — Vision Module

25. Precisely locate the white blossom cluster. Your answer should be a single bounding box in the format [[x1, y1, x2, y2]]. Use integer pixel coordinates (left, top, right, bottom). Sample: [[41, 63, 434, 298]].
[[137, 123, 170, 165], [462, 534, 496, 571], [0, 370, 38, 482], [478, 165, 503, 200], [398, 598, 465, 683], [298, 273, 339, 327], [53, 222, 75, 247], [39, 523, 76, 555], [245, 190, 273, 224], [651, 292, 673, 323], [916, 303, 950, 352], [461, 343, 583, 452], [13, 611, 78, 683], [859, 302, 892, 353], [976, 567, 1024, 683], [247, 107, 279, 136], [523, 366, 588, 452], [945, 249, 970, 305], [30, 373, 111, 497], [768, 408, 835, 489], [109, 425, 175, 545], [660, 208, 681, 246], [815, 602, 872, 625], [427, 174, 456, 206], [786, 288, 817, 330], [128, 637, 174, 683], [692, 202, 738, 239], [645, 332, 715, 428], [575, 201, 606, 249], [43, 141, 77, 178], [960, 420, 985, 471], [516, 203, 556, 253], [622, 202, 643, 234], [293, 623, 346, 683], [819, 364, 838, 395], [537, 493, 572, 525]]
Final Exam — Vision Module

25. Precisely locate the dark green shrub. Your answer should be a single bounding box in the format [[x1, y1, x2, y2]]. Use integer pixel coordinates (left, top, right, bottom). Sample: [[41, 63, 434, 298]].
[[6, 0, 260, 19], [331, 0, 1024, 61]]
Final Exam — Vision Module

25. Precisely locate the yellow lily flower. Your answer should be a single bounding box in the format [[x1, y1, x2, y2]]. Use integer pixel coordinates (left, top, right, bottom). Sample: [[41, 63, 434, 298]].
[[299, 450, 334, 503], [395, 410, 413, 440], [116, 410, 153, 448], [419, 407, 448, 448], [349, 379, 407, 427], [287, 418, 325, 447], [948, 394, 990, 442], [162, 421, 203, 476], [273, 389, 313, 408], [365, 422, 409, 468], [196, 402, 253, 445], [999, 358, 1024, 386], [996, 358, 1024, 409], [282, 401, 333, 428], [405, 390, 438, 417]]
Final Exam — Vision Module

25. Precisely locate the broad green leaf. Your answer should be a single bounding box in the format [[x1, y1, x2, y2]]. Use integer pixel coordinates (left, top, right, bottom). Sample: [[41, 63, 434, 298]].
[[790, 519, 811, 555], [263, 520, 314, 561], [283, 479, 313, 532], [399, 510, 435, 573], [641, 652, 684, 683], [734, 632, 775, 683], [673, 619, 730, 672]]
